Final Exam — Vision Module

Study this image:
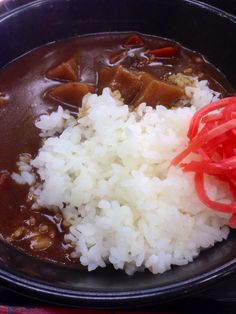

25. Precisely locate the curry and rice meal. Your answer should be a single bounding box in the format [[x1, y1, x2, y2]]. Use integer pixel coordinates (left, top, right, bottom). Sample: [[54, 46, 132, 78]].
[[0, 33, 235, 275]]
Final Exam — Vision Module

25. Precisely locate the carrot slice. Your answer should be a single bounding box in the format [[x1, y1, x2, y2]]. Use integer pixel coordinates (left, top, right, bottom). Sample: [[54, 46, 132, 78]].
[[123, 34, 144, 48], [148, 47, 178, 58]]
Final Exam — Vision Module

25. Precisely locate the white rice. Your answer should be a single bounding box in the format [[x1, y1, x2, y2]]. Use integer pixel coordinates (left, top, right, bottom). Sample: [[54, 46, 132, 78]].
[[169, 73, 220, 109], [12, 79, 230, 275], [186, 79, 220, 109]]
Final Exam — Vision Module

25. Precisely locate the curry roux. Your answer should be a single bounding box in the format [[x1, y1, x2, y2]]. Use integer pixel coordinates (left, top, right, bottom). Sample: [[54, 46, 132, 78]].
[[0, 33, 233, 265]]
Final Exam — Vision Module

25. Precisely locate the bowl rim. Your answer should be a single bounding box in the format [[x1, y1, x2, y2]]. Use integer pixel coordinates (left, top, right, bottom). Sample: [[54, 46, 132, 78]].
[[0, 0, 235, 22], [0, 0, 236, 307], [0, 256, 236, 306]]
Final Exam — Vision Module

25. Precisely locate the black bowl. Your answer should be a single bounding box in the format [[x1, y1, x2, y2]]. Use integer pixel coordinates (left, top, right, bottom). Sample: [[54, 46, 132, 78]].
[[0, 0, 236, 308]]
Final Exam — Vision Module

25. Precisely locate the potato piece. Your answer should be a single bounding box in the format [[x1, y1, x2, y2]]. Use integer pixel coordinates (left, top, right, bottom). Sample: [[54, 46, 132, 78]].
[[47, 58, 78, 81], [49, 82, 95, 106], [98, 66, 141, 103], [97, 67, 116, 91], [131, 73, 183, 108]]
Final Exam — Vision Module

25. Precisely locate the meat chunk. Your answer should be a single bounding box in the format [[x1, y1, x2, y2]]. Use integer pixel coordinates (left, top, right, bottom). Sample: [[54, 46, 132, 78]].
[[47, 58, 78, 81], [131, 73, 183, 108], [49, 82, 95, 106], [98, 66, 141, 103]]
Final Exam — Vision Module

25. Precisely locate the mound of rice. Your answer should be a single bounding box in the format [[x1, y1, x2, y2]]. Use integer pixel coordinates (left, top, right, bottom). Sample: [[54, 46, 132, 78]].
[[13, 79, 230, 275]]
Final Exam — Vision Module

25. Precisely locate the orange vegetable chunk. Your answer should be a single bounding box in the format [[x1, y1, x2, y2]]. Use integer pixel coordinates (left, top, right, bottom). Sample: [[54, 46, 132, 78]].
[[49, 82, 95, 106], [123, 34, 144, 48], [132, 73, 183, 108], [148, 46, 178, 58], [98, 66, 141, 103], [47, 58, 78, 81]]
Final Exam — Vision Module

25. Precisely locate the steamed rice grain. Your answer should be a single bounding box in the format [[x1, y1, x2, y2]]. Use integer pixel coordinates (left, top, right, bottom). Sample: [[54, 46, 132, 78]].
[[12, 81, 230, 275]]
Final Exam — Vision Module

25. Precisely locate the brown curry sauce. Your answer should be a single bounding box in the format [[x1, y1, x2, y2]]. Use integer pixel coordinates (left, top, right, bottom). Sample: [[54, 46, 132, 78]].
[[0, 33, 234, 265]]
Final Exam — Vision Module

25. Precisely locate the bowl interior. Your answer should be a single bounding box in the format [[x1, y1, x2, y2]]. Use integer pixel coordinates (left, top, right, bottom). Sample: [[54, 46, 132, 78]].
[[0, 0, 236, 307]]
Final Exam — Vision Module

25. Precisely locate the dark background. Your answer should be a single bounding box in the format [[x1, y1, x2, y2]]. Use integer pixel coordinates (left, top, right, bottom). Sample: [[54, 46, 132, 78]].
[[0, 0, 236, 16], [203, 0, 236, 15]]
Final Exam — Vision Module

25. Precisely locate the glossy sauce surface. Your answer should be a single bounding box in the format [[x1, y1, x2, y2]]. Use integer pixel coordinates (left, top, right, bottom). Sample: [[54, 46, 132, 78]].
[[0, 33, 234, 265]]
